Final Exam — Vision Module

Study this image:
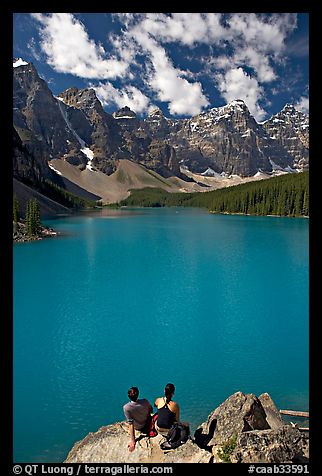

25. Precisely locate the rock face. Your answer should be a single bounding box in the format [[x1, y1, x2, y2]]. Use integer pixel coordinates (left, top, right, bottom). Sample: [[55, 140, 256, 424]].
[[258, 392, 285, 430], [13, 61, 86, 175], [194, 391, 309, 463], [231, 426, 306, 463], [13, 60, 309, 189], [262, 104, 309, 171], [64, 422, 212, 464], [167, 100, 309, 176], [64, 392, 309, 464], [194, 391, 270, 448]]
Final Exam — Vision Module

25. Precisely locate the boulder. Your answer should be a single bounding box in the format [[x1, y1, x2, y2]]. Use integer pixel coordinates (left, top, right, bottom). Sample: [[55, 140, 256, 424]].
[[258, 392, 284, 430], [194, 391, 270, 448], [231, 425, 305, 463], [64, 421, 212, 463]]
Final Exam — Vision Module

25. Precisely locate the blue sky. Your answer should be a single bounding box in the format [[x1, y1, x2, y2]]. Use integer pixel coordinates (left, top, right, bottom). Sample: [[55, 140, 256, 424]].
[[13, 13, 309, 121]]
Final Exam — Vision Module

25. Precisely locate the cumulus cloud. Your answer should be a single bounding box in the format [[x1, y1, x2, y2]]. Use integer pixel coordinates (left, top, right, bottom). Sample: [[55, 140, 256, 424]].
[[232, 47, 276, 83], [227, 13, 297, 54], [216, 68, 266, 121], [295, 95, 309, 113], [205, 13, 297, 100], [31, 13, 129, 79], [30, 12, 304, 118], [27, 37, 42, 61], [92, 82, 151, 114], [116, 13, 297, 116], [130, 12, 227, 46], [128, 29, 209, 115]]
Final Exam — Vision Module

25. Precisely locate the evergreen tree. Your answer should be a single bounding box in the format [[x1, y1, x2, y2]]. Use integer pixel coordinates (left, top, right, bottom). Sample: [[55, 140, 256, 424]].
[[26, 198, 41, 236], [120, 171, 309, 217], [13, 194, 20, 223]]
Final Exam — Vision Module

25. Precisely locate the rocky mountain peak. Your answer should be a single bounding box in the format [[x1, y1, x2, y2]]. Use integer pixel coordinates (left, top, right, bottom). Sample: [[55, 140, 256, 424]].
[[13, 59, 40, 80], [267, 103, 308, 125], [113, 106, 137, 119], [148, 107, 165, 117], [281, 103, 298, 114], [13, 57, 30, 68], [274, 104, 308, 127], [57, 87, 101, 109], [198, 99, 251, 124], [59, 86, 79, 96], [227, 98, 247, 108], [222, 99, 251, 116]]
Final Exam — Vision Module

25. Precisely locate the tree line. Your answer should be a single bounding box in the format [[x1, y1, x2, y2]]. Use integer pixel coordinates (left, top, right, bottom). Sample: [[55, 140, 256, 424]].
[[120, 171, 309, 217], [39, 179, 97, 209]]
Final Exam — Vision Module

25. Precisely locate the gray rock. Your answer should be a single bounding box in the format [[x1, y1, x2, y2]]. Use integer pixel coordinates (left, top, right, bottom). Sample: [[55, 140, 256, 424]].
[[259, 392, 284, 430], [194, 391, 270, 448], [64, 422, 212, 463], [231, 425, 305, 463]]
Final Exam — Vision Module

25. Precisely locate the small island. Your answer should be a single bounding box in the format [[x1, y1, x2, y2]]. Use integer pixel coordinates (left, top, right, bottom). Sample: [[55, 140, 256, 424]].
[[13, 220, 58, 243], [13, 195, 59, 243]]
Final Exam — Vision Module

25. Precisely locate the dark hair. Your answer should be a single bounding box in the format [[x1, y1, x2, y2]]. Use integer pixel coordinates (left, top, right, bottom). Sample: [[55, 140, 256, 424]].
[[128, 386, 139, 402], [164, 383, 175, 403]]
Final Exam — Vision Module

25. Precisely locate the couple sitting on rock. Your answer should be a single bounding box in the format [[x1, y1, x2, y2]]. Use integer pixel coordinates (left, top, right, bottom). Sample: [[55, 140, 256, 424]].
[[123, 383, 181, 452]]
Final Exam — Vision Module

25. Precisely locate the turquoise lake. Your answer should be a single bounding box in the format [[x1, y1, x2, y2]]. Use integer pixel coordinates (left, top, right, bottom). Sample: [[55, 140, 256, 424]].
[[13, 208, 309, 462]]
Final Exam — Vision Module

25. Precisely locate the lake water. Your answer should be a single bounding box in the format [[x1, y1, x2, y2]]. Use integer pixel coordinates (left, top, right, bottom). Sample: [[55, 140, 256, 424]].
[[13, 208, 309, 462]]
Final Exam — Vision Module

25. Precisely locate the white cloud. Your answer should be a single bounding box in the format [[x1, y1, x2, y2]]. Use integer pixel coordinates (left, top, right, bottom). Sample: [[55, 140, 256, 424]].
[[114, 13, 299, 116], [216, 67, 266, 121], [232, 47, 276, 83], [30, 13, 304, 118], [92, 82, 151, 114], [127, 27, 209, 115], [295, 95, 309, 113], [136, 12, 226, 46], [27, 37, 42, 61], [228, 13, 297, 54], [31, 13, 129, 79]]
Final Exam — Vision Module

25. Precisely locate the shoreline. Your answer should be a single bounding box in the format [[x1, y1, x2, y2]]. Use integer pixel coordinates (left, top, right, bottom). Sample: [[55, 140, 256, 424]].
[[13, 221, 60, 244], [209, 210, 309, 218], [118, 204, 309, 218]]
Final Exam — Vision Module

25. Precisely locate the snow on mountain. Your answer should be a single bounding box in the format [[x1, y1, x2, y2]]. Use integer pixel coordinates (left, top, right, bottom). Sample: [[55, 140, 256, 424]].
[[13, 58, 29, 68]]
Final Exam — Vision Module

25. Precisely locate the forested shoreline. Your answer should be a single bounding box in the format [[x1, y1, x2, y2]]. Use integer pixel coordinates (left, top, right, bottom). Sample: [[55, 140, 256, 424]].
[[120, 171, 309, 217]]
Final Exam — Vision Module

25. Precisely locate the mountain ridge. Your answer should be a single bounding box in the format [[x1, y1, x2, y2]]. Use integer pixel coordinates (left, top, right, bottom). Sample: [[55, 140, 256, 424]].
[[13, 59, 309, 206]]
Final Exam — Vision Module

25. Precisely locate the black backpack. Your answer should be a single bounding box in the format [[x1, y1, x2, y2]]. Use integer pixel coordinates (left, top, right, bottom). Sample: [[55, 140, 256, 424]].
[[160, 422, 190, 450]]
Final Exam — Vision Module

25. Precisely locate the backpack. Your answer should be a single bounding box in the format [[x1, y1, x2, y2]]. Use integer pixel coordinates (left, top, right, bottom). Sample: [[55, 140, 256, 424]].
[[160, 422, 190, 450]]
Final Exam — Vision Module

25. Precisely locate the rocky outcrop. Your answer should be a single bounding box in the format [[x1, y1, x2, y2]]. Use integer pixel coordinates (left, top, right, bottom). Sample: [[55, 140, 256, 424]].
[[13, 220, 59, 243], [231, 426, 306, 463], [64, 392, 309, 464], [259, 392, 285, 430], [194, 391, 271, 452], [64, 422, 211, 463], [194, 391, 309, 463]]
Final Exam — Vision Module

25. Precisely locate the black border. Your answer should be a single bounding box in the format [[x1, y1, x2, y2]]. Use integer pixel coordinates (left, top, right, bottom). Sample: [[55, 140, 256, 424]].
[[4, 4, 320, 474]]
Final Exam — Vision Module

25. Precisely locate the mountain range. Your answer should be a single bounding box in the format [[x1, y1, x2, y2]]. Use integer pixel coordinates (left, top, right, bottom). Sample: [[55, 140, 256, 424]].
[[13, 58, 309, 210]]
